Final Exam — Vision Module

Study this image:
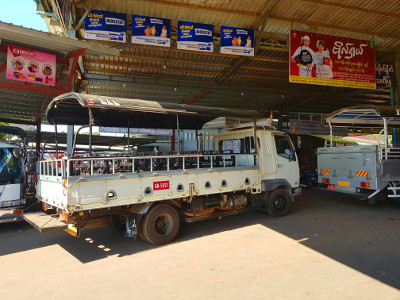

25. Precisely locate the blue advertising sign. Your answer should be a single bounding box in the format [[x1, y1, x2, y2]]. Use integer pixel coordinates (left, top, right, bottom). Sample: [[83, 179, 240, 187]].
[[376, 63, 397, 88], [132, 15, 171, 47], [177, 21, 213, 52], [220, 26, 254, 56], [84, 10, 126, 43]]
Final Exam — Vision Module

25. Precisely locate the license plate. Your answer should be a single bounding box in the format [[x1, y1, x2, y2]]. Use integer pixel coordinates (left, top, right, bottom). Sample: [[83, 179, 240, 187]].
[[153, 181, 170, 191]]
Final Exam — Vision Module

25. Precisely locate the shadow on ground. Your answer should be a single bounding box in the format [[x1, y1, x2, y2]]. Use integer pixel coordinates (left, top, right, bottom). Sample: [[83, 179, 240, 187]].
[[1, 189, 399, 289]]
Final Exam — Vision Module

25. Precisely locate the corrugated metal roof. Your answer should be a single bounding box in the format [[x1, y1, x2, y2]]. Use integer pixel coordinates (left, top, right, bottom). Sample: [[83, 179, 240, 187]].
[[0, 21, 120, 56], [16, 0, 399, 118]]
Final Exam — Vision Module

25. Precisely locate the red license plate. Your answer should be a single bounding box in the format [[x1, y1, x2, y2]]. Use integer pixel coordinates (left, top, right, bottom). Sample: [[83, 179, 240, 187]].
[[153, 181, 170, 191]]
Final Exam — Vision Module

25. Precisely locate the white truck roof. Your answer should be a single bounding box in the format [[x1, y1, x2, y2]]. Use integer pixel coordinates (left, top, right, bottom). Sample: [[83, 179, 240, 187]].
[[0, 141, 18, 149]]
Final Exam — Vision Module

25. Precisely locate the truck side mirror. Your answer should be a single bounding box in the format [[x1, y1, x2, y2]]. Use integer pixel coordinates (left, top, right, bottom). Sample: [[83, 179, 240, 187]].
[[296, 136, 302, 149], [13, 147, 24, 159]]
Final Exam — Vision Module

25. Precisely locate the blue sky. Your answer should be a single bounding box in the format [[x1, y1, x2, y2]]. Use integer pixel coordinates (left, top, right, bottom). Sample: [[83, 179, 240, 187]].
[[0, 0, 48, 32]]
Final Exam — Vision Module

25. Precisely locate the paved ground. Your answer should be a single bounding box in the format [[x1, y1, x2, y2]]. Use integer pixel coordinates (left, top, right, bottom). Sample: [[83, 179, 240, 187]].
[[1, 190, 400, 299]]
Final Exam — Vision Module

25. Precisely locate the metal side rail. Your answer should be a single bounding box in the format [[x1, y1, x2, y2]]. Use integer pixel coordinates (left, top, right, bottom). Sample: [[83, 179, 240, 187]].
[[387, 181, 400, 199]]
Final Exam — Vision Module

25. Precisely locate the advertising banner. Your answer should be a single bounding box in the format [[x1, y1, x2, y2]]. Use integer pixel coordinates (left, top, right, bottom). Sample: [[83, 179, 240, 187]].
[[289, 30, 376, 89], [132, 15, 170, 47], [220, 26, 254, 56], [177, 21, 213, 52], [6, 45, 56, 86], [376, 63, 396, 88], [84, 10, 126, 43]]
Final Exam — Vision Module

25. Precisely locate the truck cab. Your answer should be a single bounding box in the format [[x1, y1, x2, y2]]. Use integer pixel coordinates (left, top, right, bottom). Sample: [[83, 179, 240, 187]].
[[212, 126, 300, 197], [0, 141, 25, 223]]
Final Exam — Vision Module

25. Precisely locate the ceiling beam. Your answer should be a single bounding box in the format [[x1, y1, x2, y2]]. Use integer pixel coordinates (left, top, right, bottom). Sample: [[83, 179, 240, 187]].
[[240, 65, 288, 73], [90, 54, 231, 68], [0, 117, 37, 125], [185, 90, 210, 105], [269, 15, 400, 40], [85, 63, 224, 76], [132, 0, 258, 16], [300, 0, 400, 19], [83, 73, 383, 101]]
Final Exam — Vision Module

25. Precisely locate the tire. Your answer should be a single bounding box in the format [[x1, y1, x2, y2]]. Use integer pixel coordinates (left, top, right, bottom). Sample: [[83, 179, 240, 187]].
[[267, 189, 293, 217], [141, 204, 180, 245]]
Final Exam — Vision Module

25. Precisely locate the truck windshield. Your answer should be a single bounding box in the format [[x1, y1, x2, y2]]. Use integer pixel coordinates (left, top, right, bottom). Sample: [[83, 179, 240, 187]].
[[0, 148, 22, 183]]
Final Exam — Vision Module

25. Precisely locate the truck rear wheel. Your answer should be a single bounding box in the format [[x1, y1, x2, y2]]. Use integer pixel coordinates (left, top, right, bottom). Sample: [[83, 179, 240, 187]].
[[140, 204, 180, 245], [267, 189, 292, 217]]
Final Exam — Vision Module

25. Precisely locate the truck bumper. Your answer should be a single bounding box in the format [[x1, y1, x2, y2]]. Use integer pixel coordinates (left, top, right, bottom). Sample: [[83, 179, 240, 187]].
[[293, 187, 302, 196], [0, 208, 23, 223]]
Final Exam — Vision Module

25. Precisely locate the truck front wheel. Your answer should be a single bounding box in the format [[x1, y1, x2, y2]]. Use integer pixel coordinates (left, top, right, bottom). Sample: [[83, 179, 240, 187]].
[[140, 204, 180, 245], [267, 189, 292, 217]]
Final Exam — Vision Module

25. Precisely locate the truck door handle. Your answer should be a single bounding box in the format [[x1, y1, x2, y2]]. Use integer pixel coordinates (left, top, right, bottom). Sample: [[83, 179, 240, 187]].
[[277, 164, 283, 168]]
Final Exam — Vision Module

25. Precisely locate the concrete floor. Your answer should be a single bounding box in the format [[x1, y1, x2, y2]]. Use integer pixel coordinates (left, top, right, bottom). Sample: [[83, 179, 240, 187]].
[[1, 190, 400, 299]]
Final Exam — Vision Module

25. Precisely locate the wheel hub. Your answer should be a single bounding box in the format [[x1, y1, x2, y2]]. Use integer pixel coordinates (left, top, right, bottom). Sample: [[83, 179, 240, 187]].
[[274, 196, 287, 211]]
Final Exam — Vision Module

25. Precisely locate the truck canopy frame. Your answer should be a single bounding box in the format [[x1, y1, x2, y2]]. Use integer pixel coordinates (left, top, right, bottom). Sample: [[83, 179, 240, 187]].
[[46, 93, 262, 130], [324, 106, 400, 148]]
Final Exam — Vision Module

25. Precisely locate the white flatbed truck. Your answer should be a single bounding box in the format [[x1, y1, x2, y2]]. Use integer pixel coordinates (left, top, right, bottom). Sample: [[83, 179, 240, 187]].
[[318, 106, 400, 203], [24, 93, 300, 244]]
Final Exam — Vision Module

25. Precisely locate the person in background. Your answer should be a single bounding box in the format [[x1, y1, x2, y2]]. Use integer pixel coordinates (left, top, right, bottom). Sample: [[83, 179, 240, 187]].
[[290, 35, 315, 77], [237, 36, 242, 46], [245, 36, 252, 47], [144, 25, 151, 36], [314, 40, 333, 78], [151, 25, 156, 36], [160, 25, 168, 38], [232, 36, 238, 46]]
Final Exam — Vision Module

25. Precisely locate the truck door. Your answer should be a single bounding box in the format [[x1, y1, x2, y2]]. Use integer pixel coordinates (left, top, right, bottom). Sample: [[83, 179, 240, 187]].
[[273, 134, 299, 187]]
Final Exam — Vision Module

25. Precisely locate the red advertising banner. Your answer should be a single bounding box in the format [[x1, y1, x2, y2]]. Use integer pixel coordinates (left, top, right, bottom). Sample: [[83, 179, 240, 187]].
[[289, 30, 376, 89], [6, 45, 56, 86]]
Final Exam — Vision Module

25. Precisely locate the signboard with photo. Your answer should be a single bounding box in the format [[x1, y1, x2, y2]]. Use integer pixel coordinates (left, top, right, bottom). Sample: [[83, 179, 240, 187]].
[[132, 15, 171, 47], [84, 10, 126, 43], [6, 45, 56, 86], [289, 30, 376, 89], [177, 21, 213, 53], [220, 26, 254, 56]]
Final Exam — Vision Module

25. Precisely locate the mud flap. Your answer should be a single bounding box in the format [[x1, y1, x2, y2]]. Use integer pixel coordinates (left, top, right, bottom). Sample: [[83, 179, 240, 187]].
[[125, 213, 144, 239]]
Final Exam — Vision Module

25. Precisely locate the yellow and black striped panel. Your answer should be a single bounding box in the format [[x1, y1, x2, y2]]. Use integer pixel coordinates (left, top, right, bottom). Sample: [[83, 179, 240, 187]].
[[321, 169, 330, 174], [356, 171, 368, 177]]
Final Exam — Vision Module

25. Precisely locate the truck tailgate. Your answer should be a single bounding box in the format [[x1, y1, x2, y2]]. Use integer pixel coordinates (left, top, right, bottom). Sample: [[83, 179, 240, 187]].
[[23, 212, 67, 232]]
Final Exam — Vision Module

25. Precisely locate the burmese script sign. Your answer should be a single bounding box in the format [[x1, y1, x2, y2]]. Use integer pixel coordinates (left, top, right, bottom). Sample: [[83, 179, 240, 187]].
[[289, 30, 376, 89]]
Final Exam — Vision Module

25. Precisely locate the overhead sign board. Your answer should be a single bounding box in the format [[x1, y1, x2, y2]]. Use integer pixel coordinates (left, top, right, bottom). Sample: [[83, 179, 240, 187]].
[[376, 63, 396, 88], [84, 10, 126, 43], [220, 26, 254, 56], [289, 30, 376, 89], [177, 21, 213, 53], [132, 15, 171, 47], [6, 45, 56, 86]]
